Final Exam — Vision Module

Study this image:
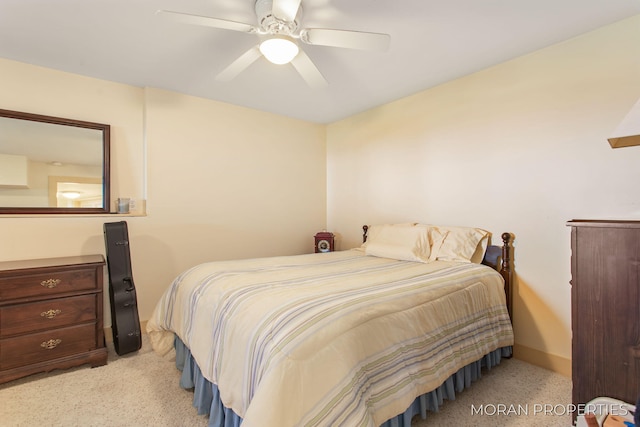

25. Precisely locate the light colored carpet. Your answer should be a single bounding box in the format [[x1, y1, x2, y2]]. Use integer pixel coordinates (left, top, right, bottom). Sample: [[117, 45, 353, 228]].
[[0, 335, 572, 426]]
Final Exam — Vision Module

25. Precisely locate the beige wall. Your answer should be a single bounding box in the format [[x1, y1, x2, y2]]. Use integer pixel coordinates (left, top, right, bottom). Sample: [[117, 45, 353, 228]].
[[0, 60, 326, 324], [138, 88, 326, 317], [326, 15, 640, 374], [2, 15, 639, 373]]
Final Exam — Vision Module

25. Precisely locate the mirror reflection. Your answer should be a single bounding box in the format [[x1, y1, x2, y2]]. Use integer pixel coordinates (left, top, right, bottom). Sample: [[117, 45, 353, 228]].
[[0, 109, 110, 214]]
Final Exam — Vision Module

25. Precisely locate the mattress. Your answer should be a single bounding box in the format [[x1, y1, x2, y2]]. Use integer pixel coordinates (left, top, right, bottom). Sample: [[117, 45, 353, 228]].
[[147, 249, 514, 426]]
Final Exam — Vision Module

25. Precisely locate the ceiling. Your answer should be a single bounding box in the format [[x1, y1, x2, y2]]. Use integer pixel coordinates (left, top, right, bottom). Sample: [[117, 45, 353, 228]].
[[1, 1, 639, 124]]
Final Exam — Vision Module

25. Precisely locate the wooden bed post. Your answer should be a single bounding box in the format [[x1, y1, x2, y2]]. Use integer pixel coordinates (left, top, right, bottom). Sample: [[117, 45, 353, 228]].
[[500, 232, 513, 321], [362, 225, 369, 243]]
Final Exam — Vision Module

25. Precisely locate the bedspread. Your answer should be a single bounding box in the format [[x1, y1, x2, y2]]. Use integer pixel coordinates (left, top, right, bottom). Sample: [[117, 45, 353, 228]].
[[147, 249, 513, 427]]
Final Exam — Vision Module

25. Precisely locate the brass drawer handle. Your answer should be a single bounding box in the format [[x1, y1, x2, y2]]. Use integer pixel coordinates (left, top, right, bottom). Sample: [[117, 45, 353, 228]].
[[40, 278, 61, 288], [40, 339, 62, 349], [40, 309, 62, 319]]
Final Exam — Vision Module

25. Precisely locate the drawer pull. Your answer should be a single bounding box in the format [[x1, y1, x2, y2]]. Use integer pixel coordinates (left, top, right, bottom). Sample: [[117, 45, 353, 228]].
[[40, 309, 62, 319], [40, 278, 61, 288], [40, 339, 62, 349]]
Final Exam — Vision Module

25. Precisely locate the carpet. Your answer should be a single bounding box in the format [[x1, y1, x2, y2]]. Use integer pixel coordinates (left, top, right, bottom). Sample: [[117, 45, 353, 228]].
[[0, 335, 572, 426]]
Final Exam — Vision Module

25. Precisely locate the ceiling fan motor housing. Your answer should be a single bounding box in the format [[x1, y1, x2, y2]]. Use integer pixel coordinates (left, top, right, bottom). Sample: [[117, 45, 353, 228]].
[[255, 0, 300, 35]]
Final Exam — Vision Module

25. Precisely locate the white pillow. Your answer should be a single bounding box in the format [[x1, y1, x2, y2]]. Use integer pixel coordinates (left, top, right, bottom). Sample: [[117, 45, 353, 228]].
[[362, 223, 416, 248], [424, 225, 489, 263], [364, 224, 430, 262], [469, 234, 490, 264], [427, 227, 449, 262]]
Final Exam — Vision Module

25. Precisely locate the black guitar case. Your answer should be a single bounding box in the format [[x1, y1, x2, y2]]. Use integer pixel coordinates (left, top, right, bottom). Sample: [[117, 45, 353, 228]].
[[103, 221, 142, 356]]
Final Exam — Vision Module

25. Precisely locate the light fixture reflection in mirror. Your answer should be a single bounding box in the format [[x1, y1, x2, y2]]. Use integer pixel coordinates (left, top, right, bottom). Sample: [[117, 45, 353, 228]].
[[60, 191, 81, 199], [52, 177, 103, 208], [0, 109, 110, 214]]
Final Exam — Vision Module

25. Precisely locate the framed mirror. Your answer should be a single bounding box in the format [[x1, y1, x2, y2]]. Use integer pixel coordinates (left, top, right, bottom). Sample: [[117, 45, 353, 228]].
[[0, 109, 110, 214]]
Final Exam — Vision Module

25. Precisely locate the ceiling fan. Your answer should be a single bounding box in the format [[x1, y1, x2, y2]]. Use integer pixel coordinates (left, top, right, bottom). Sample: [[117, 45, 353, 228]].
[[157, 0, 391, 88]]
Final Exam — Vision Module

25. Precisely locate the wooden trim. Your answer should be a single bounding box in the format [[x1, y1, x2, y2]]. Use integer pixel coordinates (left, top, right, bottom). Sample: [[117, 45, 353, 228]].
[[567, 219, 640, 228], [513, 343, 571, 378], [0, 108, 110, 215]]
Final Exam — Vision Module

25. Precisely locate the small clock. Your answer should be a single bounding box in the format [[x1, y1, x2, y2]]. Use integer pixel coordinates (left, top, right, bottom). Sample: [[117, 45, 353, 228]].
[[314, 231, 335, 253]]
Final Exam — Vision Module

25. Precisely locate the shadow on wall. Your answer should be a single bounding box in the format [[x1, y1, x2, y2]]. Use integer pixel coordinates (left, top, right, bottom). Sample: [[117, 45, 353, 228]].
[[81, 223, 176, 327], [513, 273, 571, 376]]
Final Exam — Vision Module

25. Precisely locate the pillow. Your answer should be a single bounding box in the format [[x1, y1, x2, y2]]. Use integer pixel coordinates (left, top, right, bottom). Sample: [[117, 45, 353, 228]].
[[362, 223, 416, 248], [424, 225, 489, 263], [364, 224, 430, 262], [469, 234, 490, 264], [426, 227, 449, 262]]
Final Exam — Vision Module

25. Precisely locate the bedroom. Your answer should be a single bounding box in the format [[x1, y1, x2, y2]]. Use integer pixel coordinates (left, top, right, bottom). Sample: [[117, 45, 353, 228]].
[[0, 1, 639, 425]]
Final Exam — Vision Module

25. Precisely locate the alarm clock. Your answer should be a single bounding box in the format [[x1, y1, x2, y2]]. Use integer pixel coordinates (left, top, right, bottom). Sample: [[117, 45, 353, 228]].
[[314, 231, 335, 253]]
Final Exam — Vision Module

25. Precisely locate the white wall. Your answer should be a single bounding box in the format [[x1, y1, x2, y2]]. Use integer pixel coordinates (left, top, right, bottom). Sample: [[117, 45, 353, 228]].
[[326, 15, 640, 371], [0, 59, 326, 324]]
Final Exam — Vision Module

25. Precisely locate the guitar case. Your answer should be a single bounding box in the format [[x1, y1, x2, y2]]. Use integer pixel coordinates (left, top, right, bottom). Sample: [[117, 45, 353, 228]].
[[103, 221, 142, 356]]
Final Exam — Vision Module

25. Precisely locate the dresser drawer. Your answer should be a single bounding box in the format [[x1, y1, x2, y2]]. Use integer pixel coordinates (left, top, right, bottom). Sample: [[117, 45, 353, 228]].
[[0, 255, 107, 383], [0, 268, 98, 301], [0, 294, 97, 337], [0, 323, 97, 370]]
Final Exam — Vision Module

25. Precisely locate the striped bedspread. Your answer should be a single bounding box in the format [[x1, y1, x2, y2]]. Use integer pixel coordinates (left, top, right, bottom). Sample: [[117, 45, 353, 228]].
[[147, 249, 513, 427]]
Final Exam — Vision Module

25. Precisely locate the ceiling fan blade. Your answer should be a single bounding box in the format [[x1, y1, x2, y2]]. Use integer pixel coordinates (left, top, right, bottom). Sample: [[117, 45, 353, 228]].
[[290, 51, 328, 89], [215, 46, 262, 82], [156, 10, 256, 33], [271, 0, 302, 22], [301, 28, 390, 52]]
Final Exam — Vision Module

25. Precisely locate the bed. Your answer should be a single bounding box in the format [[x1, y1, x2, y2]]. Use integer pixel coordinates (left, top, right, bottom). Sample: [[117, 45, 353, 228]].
[[147, 223, 514, 427]]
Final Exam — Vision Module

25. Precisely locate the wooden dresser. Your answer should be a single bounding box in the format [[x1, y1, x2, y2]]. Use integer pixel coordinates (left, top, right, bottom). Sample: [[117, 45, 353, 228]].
[[0, 255, 108, 383], [567, 220, 640, 410]]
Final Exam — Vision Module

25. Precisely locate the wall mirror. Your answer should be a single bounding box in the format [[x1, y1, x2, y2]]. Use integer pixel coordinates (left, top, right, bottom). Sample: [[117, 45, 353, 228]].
[[0, 109, 110, 214]]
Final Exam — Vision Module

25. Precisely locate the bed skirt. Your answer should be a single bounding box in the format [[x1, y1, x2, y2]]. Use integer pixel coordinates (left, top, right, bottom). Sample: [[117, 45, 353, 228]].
[[174, 337, 512, 427]]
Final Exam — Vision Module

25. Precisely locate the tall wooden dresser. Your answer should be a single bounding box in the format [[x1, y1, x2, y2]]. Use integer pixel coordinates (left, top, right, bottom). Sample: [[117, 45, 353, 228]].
[[567, 220, 640, 410], [0, 255, 108, 383]]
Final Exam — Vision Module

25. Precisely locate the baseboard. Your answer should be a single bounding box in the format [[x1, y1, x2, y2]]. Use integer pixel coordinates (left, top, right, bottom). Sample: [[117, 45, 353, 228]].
[[104, 320, 147, 343], [513, 343, 571, 378]]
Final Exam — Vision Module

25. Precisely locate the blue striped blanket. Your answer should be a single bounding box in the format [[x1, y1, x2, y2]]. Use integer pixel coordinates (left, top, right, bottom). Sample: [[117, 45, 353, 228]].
[[147, 249, 513, 426]]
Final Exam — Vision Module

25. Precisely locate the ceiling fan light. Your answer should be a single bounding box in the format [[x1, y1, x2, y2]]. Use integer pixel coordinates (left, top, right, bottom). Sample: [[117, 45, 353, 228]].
[[259, 36, 299, 64]]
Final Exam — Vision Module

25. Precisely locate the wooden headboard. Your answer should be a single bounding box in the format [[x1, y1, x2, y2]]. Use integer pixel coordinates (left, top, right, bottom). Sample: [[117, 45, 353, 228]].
[[361, 225, 513, 321]]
